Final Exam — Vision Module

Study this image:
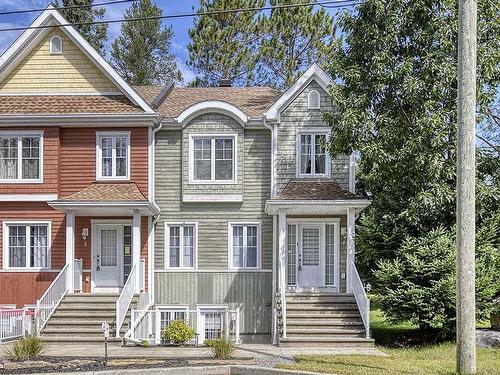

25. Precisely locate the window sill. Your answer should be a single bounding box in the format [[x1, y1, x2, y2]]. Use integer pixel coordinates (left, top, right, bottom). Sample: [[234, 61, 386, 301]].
[[183, 193, 243, 203], [0, 179, 43, 184], [96, 177, 130, 182], [0, 268, 54, 273]]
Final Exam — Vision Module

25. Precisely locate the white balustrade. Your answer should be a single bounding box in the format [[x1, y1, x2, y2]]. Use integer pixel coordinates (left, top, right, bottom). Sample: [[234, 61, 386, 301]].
[[350, 261, 370, 338], [116, 258, 145, 337], [35, 264, 69, 334], [0, 308, 26, 342], [74, 259, 83, 292]]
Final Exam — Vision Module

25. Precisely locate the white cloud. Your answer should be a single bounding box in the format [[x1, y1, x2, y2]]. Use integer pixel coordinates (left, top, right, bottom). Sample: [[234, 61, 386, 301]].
[[177, 58, 196, 86]]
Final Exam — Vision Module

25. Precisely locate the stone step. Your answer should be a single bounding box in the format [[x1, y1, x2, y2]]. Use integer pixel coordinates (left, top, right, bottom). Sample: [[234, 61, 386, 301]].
[[279, 337, 374, 348]]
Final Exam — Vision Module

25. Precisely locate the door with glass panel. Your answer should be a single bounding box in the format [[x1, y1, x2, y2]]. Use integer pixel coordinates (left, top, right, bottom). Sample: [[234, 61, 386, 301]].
[[297, 225, 325, 287], [93, 225, 123, 292]]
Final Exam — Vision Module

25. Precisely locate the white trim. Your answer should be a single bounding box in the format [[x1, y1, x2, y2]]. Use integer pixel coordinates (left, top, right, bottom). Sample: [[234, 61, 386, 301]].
[[176, 101, 248, 127], [164, 222, 198, 270], [2, 220, 52, 271], [0, 194, 57, 202], [349, 153, 356, 193], [188, 134, 237, 184], [49, 35, 62, 54], [0, 6, 154, 113], [95, 131, 131, 181], [0, 92, 123, 97], [155, 269, 271, 273], [296, 129, 331, 178], [0, 130, 44, 183], [227, 221, 262, 270], [265, 64, 334, 121], [307, 90, 321, 110], [182, 194, 243, 203]]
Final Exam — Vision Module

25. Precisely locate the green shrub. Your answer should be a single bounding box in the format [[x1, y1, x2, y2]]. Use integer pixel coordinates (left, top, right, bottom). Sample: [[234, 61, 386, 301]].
[[205, 337, 235, 359], [161, 319, 195, 346], [375, 224, 500, 336], [4, 336, 45, 361], [140, 339, 150, 347]]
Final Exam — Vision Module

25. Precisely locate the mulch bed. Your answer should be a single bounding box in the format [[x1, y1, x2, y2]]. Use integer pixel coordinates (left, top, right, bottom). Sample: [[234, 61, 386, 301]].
[[0, 356, 255, 374]]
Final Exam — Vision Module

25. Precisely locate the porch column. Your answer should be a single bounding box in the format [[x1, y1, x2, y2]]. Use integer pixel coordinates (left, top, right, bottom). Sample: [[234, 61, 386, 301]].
[[132, 209, 141, 293], [65, 210, 75, 293], [278, 208, 287, 338], [271, 214, 278, 345], [346, 207, 355, 292]]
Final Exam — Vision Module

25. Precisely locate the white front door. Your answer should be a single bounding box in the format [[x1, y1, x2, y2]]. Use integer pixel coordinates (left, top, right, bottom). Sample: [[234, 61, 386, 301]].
[[297, 225, 325, 288], [93, 224, 123, 292]]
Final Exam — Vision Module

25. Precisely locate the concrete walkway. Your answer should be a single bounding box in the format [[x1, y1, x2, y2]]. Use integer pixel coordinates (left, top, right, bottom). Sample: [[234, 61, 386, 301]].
[[40, 342, 385, 359]]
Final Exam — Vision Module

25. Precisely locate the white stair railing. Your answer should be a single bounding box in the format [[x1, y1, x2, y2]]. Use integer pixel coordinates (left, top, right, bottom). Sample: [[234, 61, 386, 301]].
[[350, 262, 370, 338], [35, 264, 69, 334], [74, 258, 83, 292], [116, 258, 145, 337]]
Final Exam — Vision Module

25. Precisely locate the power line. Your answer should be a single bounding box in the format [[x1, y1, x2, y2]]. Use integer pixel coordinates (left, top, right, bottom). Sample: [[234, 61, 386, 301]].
[[0, 0, 362, 33], [0, 0, 138, 17]]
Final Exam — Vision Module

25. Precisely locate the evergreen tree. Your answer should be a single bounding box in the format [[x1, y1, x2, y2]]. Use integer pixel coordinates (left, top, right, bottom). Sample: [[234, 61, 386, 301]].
[[54, 0, 108, 55], [259, 0, 334, 89], [111, 0, 181, 85], [187, 0, 265, 86], [325, 0, 499, 280]]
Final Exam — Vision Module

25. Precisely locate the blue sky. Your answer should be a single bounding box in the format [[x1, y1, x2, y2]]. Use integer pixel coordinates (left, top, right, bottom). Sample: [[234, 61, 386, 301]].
[[0, 0, 201, 83]]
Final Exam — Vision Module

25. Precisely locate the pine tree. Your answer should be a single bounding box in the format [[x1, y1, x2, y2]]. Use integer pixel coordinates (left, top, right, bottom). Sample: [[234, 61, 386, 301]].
[[110, 0, 182, 85], [187, 0, 265, 86], [54, 0, 108, 55], [259, 0, 334, 89]]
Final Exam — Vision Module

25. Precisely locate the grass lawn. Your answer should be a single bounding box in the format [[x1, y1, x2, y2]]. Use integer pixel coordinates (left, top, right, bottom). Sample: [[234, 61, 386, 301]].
[[278, 310, 500, 375]]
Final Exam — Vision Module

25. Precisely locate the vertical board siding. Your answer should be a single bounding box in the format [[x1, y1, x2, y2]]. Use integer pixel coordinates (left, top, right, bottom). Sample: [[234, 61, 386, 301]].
[[59, 127, 149, 198], [0, 29, 119, 94], [155, 272, 272, 334], [182, 113, 244, 195], [0, 126, 59, 194], [276, 81, 350, 194]]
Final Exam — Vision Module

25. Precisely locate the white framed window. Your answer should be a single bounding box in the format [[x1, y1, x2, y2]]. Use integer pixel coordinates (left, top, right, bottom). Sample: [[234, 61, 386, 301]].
[[196, 306, 228, 343], [96, 131, 130, 180], [155, 305, 190, 344], [164, 222, 198, 269], [2, 221, 51, 270], [228, 222, 261, 269], [308, 90, 321, 109], [49, 35, 63, 54], [0, 131, 43, 183], [189, 135, 236, 183], [296, 130, 331, 177]]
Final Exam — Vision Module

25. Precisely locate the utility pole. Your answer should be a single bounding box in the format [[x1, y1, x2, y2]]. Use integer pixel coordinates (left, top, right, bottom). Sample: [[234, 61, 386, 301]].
[[456, 0, 477, 373]]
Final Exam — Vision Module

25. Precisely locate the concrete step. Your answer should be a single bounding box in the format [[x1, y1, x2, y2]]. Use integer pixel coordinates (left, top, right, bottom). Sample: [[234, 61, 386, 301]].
[[45, 319, 119, 326], [286, 311, 361, 319], [42, 326, 125, 334], [287, 319, 363, 327], [279, 337, 374, 348], [286, 293, 354, 297], [286, 304, 359, 311], [286, 296, 357, 304], [41, 336, 122, 343], [56, 304, 118, 311], [287, 328, 365, 336]]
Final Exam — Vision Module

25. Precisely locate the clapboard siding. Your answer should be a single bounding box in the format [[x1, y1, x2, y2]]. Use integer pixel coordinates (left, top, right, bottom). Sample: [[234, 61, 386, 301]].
[[155, 126, 272, 270], [0, 126, 59, 194], [276, 80, 350, 193], [59, 127, 148, 198], [0, 29, 119, 94], [182, 114, 244, 195], [155, 272, 272, 334]]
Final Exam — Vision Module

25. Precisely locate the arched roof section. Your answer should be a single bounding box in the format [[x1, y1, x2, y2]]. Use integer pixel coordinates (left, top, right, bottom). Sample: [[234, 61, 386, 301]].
[[175, 100, 249, 127]]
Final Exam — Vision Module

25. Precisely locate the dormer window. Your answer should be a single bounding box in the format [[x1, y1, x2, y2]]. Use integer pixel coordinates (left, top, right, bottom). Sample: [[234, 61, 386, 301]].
[[308, 90, 320, 109], [49, 35, 63, 54]]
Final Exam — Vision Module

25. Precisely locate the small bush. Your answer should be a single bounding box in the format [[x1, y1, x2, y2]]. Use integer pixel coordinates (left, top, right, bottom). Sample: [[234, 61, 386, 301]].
[[161, 319, 195, 346], [141, 339, 150, 347], [205, 337, 235, 359], [4, 336, 45, 361]]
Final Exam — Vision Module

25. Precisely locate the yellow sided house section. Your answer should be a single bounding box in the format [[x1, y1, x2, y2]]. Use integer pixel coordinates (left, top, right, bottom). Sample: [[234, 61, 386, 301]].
[[0, 29, 120, 94]]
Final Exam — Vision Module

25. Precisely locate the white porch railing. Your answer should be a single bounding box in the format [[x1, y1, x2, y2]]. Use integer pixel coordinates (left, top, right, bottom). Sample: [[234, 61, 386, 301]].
[[130, 308, 241, 346], [74, 258, 83, 292], [0, 308, 26, 342], [116, 258, 145, 337], [35, 264, 69, 334], [350, 262, 370, 338]]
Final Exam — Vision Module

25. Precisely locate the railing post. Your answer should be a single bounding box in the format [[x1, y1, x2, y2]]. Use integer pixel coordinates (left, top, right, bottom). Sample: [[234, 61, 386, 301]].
[[66, 210, 75, 293], [278, 208, 287, 339]]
